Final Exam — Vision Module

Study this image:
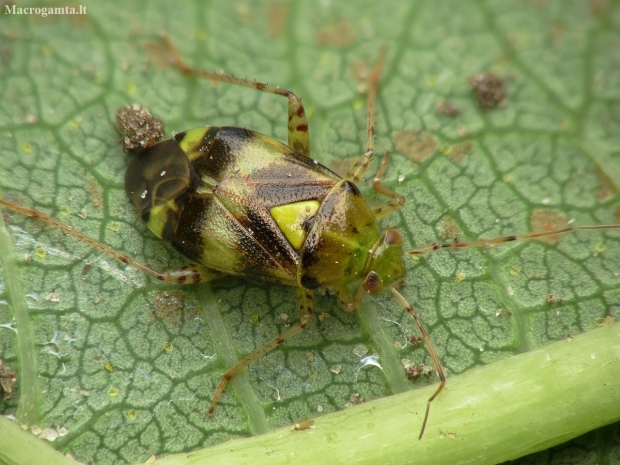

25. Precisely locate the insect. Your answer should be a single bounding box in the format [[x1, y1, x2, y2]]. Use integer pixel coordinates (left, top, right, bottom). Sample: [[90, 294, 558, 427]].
[[1, 38, 619, 440]]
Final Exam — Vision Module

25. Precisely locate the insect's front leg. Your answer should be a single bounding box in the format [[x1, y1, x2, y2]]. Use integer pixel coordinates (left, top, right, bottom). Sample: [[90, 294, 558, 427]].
[[371, 151, 405, 220], [208, 287, 314, 414], [335, 284, 366, 313], [390, 287, 446, 439]]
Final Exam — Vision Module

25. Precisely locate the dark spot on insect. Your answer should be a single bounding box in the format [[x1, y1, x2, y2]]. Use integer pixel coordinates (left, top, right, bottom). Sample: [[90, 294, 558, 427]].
[[178, 275, 187, 284], [469, 73, 507, 109], [296, 124, 308, 132], [384, 229, 402, 246], [169, 192, 211, 263], [306, 293, 313, 301], [192, 270, 201, 283], [119, 255, 129, 264], [301, 216, 314, 234], [351, 226, 359, 234], [363, 271, 383, 293], [435, 99, 460, 117], [296, 106, 305, 117], [276, 337, 285, 345], [161, 212, 178, 242], [300, 259, 321, 287], [507, 235, 517, 242]]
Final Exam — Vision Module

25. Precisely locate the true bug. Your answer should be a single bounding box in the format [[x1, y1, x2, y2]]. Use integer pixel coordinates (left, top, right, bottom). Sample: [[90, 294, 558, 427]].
[[1, 38, 619, 440]]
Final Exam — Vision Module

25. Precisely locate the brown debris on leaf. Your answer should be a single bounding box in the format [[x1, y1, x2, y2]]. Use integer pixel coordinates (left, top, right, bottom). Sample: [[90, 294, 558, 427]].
[[469, 73, 507, 109], [402, 359, 433, 381], [530, 209, 568, 244], [435, 98, 460, 117], [0, 359, 17, 400], [116, 104, 166, 152], [393, 129, 438, 163]]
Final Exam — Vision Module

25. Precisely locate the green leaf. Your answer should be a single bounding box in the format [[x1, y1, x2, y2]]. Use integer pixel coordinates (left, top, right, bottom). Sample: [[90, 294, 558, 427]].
[[1, 1, 620, 464]]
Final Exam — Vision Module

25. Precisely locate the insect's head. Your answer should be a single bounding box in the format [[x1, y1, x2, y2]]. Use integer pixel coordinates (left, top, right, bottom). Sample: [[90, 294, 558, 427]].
[[362, 229, 406, 294]]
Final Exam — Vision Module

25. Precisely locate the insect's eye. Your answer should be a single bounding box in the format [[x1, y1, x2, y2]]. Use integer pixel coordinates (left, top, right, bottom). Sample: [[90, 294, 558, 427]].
[[363, 271, 383, 293], [384, 229, 402, 247]]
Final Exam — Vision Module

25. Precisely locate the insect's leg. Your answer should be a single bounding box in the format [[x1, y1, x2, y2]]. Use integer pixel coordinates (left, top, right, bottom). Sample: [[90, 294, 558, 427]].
[[372, 150, 405, 220], [345, 50, 387, 184], [406, 223, 620, 256], [0, 200, 222, 284], [390, 287, 445, 440], [160, 34, 310, 155], [208, 287, 313, 414], [334, 284, 366, 313]]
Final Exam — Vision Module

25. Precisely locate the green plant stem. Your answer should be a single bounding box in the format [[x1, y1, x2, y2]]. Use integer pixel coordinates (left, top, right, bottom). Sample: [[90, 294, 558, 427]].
[[145, 321, 620, 465], [0, 416, 81, 465], [0, 210, 41, 425]]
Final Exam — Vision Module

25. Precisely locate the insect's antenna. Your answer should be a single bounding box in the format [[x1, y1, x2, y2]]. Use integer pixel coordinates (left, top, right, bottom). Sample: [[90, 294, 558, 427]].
[[365, 48, 387, 154], [390, 286, 446, 440], [406, 224, 620, 256]]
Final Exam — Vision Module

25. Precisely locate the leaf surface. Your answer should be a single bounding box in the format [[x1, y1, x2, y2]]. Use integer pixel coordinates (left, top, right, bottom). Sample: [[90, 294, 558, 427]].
[[1, 1, 619, 464]]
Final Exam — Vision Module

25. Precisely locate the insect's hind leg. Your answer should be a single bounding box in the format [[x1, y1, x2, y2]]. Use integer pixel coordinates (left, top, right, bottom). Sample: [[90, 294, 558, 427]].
[[0, 199, 223, 284], [160, 34, 310, 155], [208, 287, 314, 415]]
